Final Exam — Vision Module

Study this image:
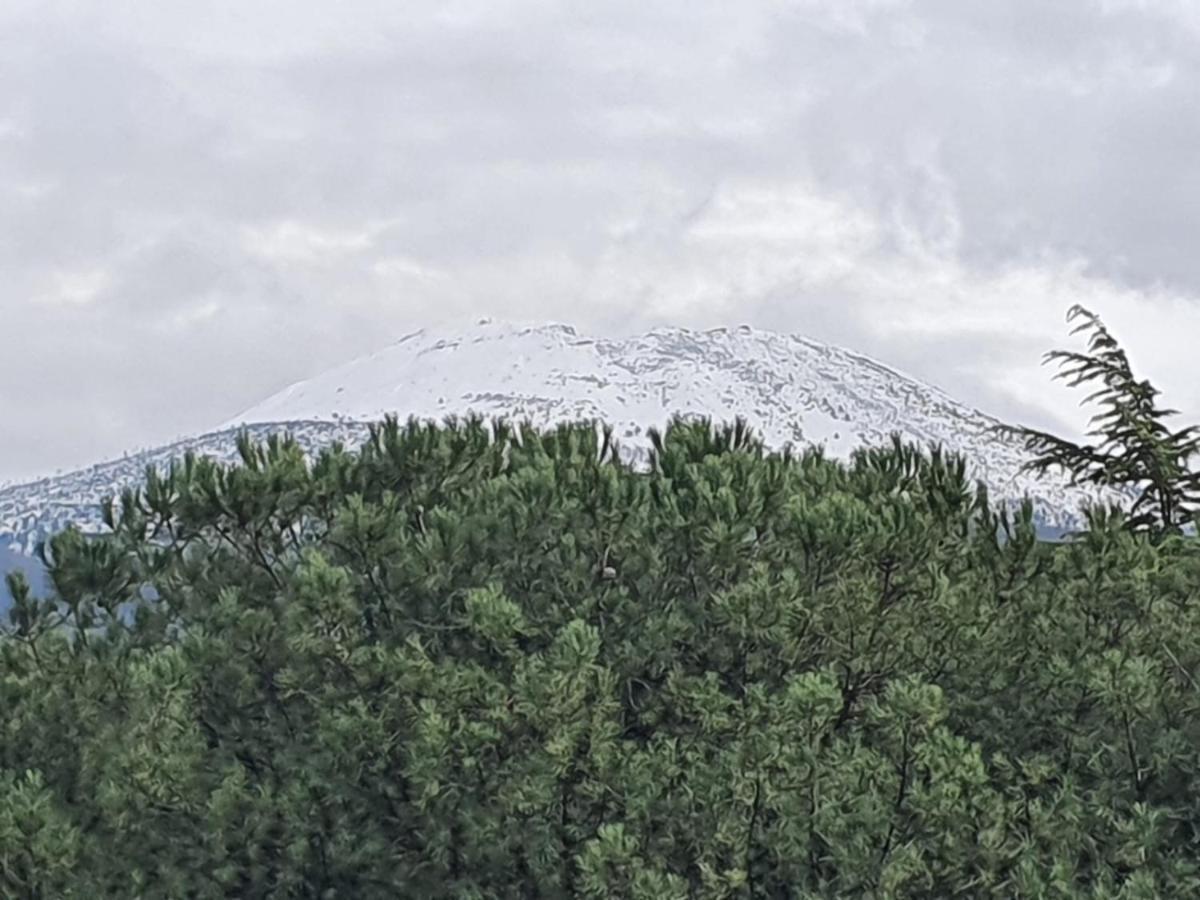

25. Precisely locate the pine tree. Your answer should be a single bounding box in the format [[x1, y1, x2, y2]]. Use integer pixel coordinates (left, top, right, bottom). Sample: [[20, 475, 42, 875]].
[[4, 414, 1200, 895], [997, 304, 1200, 537]]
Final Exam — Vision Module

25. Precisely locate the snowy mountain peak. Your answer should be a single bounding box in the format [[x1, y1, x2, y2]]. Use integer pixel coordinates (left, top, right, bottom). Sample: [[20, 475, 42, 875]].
[[2, 319, 1126, 560], [223, 319, 1000, 467], [224, 319, 966, 454]]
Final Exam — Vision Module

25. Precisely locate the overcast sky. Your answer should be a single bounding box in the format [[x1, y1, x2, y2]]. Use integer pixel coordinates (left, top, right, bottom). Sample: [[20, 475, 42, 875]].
[[2, 0, 1200, 483]]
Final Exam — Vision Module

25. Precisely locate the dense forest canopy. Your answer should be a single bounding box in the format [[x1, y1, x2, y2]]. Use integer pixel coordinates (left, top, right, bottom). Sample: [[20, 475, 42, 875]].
[[0, 308, 1197, 898]]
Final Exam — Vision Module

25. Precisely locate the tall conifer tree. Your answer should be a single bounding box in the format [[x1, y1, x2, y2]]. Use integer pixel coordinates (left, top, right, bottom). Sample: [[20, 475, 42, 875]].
[[997, 304, 1200, 536]]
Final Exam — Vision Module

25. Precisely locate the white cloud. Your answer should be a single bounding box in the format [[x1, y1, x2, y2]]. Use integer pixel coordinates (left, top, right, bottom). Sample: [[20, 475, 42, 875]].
[[240, 221, 376, 266], [161, 299, 222, 332], [772, 0, 911, 34], [371, 257, 446, 283], [35, 269, 111, 307]]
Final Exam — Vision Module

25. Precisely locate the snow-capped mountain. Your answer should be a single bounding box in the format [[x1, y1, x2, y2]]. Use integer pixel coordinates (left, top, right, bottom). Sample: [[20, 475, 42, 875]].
[[2, 319, 1123, 563]]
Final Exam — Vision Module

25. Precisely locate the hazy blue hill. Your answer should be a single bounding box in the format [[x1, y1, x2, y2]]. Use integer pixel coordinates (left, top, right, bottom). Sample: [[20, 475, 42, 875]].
[[0, 546, 47, 612]]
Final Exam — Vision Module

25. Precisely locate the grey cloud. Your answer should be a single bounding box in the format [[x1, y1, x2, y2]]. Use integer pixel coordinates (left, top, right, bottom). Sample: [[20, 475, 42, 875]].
[[1, 0, 1198, 482], [778, 2, 1200, 288]]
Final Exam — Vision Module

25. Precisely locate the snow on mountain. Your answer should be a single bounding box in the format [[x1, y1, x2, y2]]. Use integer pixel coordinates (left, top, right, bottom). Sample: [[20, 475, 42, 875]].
[[2, 319, 1124, 562]]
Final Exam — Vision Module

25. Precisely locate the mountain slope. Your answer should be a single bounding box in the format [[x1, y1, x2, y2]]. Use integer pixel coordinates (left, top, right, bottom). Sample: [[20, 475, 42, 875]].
[[2, 320, 1124, 566], [226, 318, 1123, 520]]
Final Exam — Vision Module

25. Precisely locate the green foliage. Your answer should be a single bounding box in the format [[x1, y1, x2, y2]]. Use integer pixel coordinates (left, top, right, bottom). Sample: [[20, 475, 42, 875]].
[[997, 304, 1200, 537], [2, 411, 1199, 897]]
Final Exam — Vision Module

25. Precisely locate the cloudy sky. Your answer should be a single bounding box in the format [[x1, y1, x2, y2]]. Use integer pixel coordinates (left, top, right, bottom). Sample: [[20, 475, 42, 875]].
[[2, 0, 1199, 483]]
